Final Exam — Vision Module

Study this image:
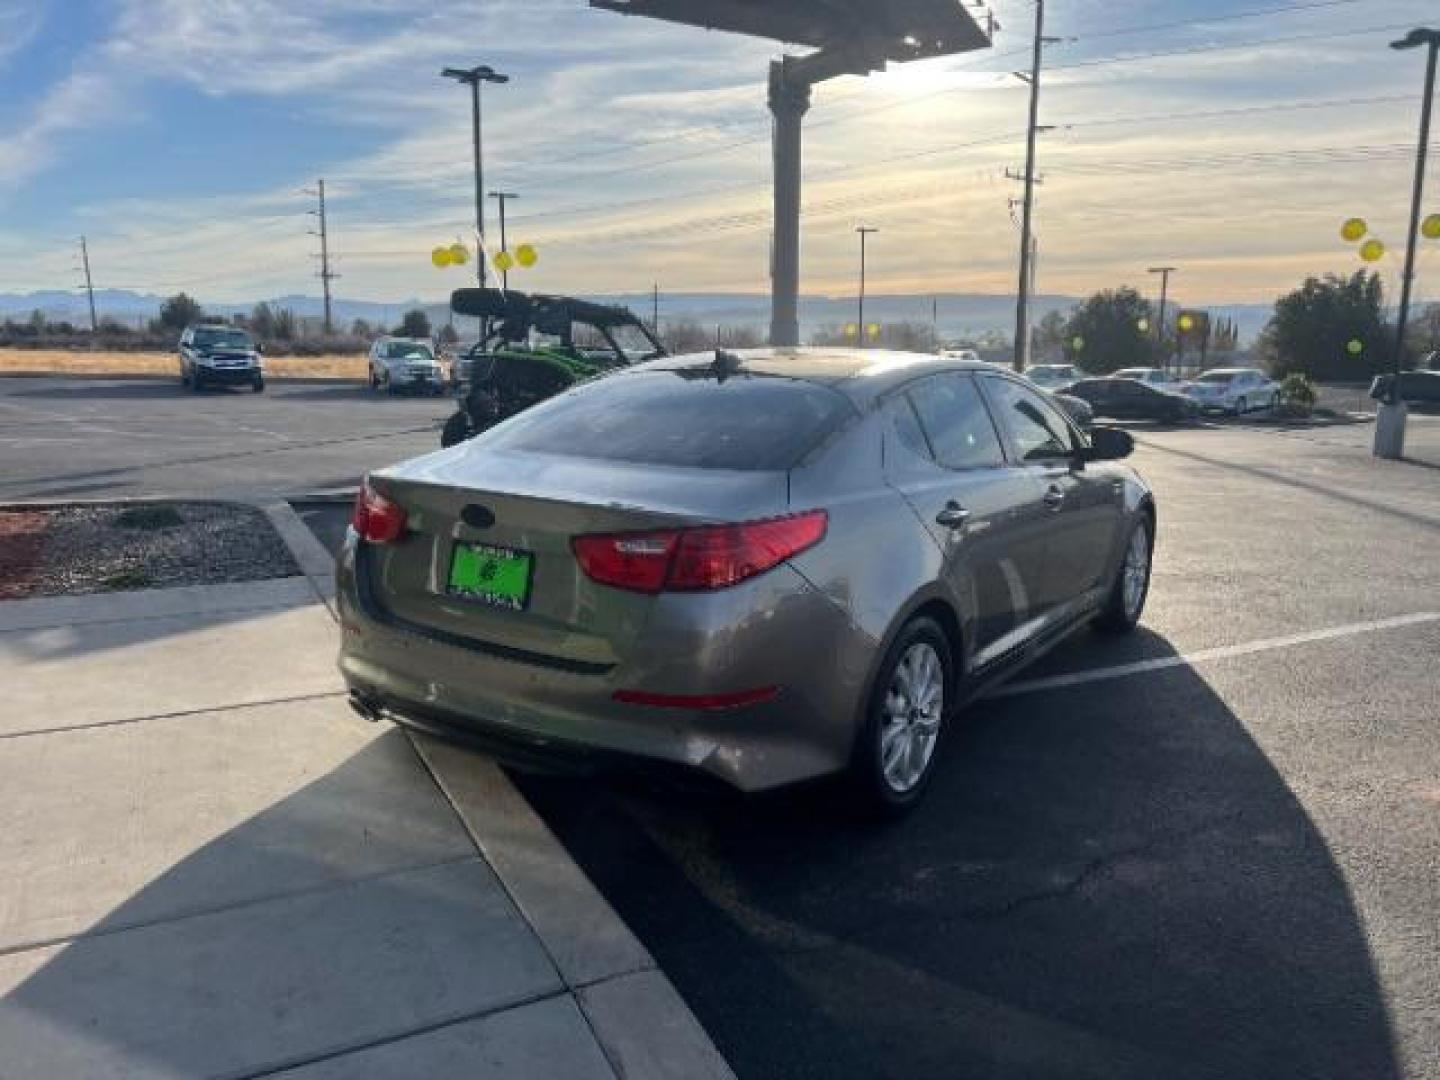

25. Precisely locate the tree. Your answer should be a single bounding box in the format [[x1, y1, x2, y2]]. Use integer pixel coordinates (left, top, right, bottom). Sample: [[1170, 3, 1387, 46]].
[[350, 318, 374, 338], [660, 319, 709, 354], [437, 322, 460, 345], [1258, 270, 1388, 380], [249, 302, 278, 340], [1061, 287, 1156, 373], [271, 307, 297, 341], [156, 293, 202, 332], [1407, 302, 1440, 360], [1031, 309, 1067, 361], [398, 309, 431, 339]]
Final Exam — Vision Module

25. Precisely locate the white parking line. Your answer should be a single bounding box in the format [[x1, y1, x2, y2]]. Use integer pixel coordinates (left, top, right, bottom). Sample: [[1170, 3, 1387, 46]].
[[993, 611, 1440, 698]]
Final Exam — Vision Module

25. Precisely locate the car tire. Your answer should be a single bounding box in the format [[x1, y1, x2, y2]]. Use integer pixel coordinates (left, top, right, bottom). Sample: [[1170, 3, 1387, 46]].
[[440, 411, 472, 448], [849, 615, 953, 817], [1233, 395, 1247, 416], [251, 376, 265, 393], [1094, 516, 1153, 634], [369, 369, 380, 391], [191, 370, 204, 392], [1269, 392, 1279, 412], [180, 366, 191, 389]]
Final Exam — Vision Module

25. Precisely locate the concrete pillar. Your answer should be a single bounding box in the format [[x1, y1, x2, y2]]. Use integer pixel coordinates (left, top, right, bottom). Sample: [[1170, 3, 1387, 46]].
[[768, 61, 810, 347], [1373, 400, 1409, 459]]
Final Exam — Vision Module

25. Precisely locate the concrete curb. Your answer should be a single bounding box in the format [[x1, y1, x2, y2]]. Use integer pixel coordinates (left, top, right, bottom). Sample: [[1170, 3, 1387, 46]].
[[265, 504, 736, 1080]]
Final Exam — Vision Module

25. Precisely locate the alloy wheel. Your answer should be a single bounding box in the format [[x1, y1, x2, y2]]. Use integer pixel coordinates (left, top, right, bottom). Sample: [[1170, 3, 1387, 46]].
[[1123, 522, 1151, 620], [878, 642, 944, 794]]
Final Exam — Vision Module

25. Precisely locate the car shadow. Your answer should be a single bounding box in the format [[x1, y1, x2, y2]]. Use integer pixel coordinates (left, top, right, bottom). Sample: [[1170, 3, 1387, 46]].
[[10, 381, 196, 401], [515, 637, 1401, 1080], [0, 729, 532, 1077]]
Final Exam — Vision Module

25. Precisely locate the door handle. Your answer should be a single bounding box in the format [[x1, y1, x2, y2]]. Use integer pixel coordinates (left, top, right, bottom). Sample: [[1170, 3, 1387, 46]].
[[935, 502, 971, 530], [1043, 484, 1066, 510]]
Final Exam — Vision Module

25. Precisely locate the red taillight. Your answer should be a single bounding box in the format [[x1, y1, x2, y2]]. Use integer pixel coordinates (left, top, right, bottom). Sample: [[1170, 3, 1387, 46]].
[[351, 480, 407, 544], [572, 510, 827, 594]]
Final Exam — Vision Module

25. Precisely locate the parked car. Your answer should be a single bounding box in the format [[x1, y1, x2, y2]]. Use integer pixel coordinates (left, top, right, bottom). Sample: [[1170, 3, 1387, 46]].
[[1370, 365, 1440, 412], [938, 348, 981, 363], [178, 324, 264, 392], [339, 348, 1155, 814], [1026, 363, 1080, 390], [1113, 366, 1182, 392], [1064, 377, 1199, 423], [1184, 367, 1279, 415], [1049, 390, 1095, 429], [368, 338, 445, 395]]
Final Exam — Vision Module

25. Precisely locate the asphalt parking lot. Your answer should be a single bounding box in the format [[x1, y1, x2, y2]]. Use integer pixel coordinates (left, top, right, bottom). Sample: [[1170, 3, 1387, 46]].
[[0, 376, 452, 501], [5, 374, 1439, 1079]]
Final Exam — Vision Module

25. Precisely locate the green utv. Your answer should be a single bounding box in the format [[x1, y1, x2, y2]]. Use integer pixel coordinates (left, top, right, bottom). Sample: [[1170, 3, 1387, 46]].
[[440, 289, 667, 448]]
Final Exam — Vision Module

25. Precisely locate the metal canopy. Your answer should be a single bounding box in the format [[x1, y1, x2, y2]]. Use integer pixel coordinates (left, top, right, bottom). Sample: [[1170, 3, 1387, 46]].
[[590, 0, 991, 61], [591, 0, 993, 346]]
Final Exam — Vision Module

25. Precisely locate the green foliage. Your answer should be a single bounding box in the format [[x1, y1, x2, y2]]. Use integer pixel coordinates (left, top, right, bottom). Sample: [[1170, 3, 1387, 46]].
[[436, 322, 460, 345], [1031, 310, 1067, 361], [1259, 270, 1388, 380], [1061, 287, 1157, 373], [155, 293, 203, 332], [1278, 372, 1317, 415], [398, 308, 431, 338]]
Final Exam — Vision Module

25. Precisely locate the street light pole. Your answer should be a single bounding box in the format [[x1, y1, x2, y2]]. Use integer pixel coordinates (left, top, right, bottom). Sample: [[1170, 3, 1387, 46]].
[[1148, 266, 1177, 374], [442, 65, 509, 289], [857, 226, 878, 347], [488, 191, 518, 288], [1013, 0, 1052, 373], [1376, 27, 1439, 459]]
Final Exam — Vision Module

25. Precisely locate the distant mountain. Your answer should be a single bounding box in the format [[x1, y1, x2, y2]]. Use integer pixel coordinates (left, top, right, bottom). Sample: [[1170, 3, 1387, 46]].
[[0, 288, 1276, 346]]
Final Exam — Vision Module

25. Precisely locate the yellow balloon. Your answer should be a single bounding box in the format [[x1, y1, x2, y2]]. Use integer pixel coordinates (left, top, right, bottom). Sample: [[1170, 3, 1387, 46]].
[[1340, 217, 1368, 243], [1423, 214, 1440, 241], [1178, 314, 1195, 332], [866, 323, 881, 339], [515, 243, 538, 267], [844, 323, 859, 338], [1359, 239, 1386, 263], [1136, 318, 1150, 333], [448, 243, 469, 265], [431, 246, 452, 268], [493, 250, 515, 272]]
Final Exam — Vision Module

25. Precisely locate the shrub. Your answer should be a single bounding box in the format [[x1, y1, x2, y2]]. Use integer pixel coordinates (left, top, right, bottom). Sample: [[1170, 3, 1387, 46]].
[[1278, 372, 1317, 417]]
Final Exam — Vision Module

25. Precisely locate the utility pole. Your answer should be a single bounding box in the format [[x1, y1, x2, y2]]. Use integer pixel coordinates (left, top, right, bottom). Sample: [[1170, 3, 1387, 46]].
[[1148, 266, 1177, 374], [652, 282, 660, 333], [443, 65, 509, 288], [78, 236, 97, 332], [857, 226, 878, 347], [306, 179, 338, 336], [488, 191, 518, 288], [1013, 0, 1058, 373], [1376, 26, 1440, 459]]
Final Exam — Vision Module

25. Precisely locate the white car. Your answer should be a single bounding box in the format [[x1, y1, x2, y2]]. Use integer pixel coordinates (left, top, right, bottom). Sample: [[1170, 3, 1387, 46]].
[[368, 338, 445, 395], [1026, 363, 1080, 390], [1184, 367, 1279, 416], [1113, 367, 1182, 392], [939, 348, 982, 363]]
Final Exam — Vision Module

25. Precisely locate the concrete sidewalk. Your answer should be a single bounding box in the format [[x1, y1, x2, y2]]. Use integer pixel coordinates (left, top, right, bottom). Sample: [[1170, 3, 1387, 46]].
[[0, 572, 732, 1079]]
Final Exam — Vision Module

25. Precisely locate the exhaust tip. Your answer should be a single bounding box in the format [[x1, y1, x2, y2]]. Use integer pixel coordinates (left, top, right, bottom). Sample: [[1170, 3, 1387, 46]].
[[347, 692, 385, 723]]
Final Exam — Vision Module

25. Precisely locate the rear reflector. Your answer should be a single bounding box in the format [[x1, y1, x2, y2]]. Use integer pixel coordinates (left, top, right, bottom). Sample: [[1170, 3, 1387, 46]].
[[573, 510, 827, 594], [612, 686, 779, 710], [351, 480, 407, 544]]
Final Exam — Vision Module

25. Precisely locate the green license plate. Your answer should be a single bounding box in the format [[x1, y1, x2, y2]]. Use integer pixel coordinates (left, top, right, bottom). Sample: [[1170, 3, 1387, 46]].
[[448, 543, 533, 611]]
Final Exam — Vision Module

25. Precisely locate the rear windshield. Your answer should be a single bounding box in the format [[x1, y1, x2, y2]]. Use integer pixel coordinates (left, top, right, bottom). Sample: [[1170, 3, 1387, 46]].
[[194, 329, 251, 349], [478, 368, 854, 470], [1198, 371, 1237, 383]]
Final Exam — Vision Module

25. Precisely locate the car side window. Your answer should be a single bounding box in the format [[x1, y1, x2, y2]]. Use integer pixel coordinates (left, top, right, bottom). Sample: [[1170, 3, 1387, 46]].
[[983, 377, 1075, 463], [884, 394, 933, 463], [906, 374, 1005, 470]]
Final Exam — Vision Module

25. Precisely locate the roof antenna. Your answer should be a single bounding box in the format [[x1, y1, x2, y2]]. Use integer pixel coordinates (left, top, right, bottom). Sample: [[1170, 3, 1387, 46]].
[[713, 348, 744, 382]]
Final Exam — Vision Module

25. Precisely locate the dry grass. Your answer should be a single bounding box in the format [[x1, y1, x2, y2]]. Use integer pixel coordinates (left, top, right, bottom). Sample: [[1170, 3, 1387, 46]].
[[0, 348, 367, 380]]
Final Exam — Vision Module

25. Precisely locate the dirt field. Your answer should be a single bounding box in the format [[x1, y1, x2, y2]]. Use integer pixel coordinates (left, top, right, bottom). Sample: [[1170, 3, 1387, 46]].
[[0, 348, 367, 380]]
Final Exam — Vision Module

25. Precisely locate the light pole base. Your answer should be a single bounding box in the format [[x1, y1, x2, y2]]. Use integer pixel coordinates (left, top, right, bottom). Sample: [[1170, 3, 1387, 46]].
[[1372, 400, 1409, 459]]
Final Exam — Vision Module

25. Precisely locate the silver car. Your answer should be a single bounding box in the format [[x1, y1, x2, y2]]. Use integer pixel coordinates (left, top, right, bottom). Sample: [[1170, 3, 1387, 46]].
[[338, 349, 1155, 812], [368, 337, 445, 395]]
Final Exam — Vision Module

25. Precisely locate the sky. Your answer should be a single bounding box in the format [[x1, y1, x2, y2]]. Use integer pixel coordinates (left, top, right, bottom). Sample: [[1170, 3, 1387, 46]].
[[0, 0, 1437, 310]]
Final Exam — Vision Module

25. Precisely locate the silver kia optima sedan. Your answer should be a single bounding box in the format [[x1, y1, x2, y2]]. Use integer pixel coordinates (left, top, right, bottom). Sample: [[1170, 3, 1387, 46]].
[[338, 349, 1155, 813]]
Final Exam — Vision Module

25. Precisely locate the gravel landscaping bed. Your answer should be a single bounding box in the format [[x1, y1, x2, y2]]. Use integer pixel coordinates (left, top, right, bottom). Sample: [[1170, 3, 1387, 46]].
[[0, 502, 300, 599]]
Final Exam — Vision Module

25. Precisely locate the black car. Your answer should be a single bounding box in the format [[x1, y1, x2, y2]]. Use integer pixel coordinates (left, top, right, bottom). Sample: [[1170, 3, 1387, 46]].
[[1371, 363, 1440, 412], [1064, 377, 1197, 422], [178, 324, 264, 392]]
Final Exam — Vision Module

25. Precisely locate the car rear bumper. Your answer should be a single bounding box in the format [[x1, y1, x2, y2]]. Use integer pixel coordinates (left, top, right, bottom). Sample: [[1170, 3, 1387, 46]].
[[334, 533, 871, 792]]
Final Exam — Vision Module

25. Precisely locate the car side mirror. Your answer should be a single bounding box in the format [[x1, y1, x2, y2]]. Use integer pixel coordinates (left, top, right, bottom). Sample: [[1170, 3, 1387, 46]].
[[1084, 425, 1134, 462]]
